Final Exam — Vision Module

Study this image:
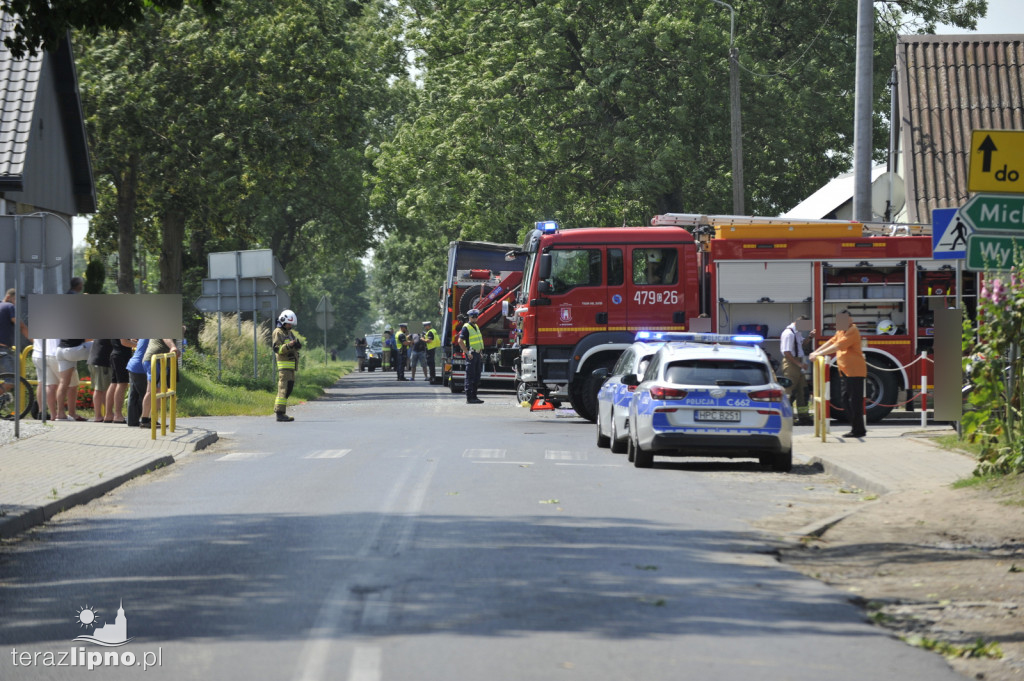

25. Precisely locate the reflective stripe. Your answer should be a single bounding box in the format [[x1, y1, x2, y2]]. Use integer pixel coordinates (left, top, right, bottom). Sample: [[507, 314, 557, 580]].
[[465, 324, 484, 350], [278, 361, 296, 370]]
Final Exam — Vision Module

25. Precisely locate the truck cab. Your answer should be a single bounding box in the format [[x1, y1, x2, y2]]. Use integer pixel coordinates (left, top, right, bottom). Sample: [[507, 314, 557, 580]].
[[514, 221, 701, 421]]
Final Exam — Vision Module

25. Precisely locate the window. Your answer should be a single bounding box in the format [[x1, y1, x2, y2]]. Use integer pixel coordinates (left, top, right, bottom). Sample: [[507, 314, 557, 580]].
[[633, 248, 678, 285], [612, 349, 634, 375], [608, 249, 624, 286], [665, 359, 770, 386], [548, 249, 602, 294]]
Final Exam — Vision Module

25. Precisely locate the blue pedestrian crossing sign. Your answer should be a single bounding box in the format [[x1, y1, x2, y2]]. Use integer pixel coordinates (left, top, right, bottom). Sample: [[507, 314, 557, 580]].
[[931, 207, 972, 259]]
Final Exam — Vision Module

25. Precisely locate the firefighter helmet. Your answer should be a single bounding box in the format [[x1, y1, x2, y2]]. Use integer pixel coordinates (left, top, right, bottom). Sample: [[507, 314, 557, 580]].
[[279, 309, 298, 327], [876, 318, 896, 335]]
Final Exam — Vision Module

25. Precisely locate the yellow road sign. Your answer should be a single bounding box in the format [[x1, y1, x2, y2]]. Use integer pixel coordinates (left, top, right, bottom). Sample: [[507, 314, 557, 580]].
[[969, 129, 1024, 194]]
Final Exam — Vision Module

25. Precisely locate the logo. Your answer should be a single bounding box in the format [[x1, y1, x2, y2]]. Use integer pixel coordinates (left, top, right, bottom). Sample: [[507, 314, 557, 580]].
[[74, 600, 133, 646], [559, 307, 572, 323], [612, 294, 622, 305]]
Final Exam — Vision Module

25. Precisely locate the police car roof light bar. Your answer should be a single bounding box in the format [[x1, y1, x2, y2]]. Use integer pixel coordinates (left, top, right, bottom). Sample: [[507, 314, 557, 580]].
[[634, 330, 763, 345]]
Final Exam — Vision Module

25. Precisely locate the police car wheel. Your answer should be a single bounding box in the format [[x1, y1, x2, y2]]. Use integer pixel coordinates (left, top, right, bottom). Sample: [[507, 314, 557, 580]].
[[596, 411, 611, 448], [626, 435, 636, 463], [772, 447, 793, 473], [610, 417, 627, 454], [632, 439, 653, 468]]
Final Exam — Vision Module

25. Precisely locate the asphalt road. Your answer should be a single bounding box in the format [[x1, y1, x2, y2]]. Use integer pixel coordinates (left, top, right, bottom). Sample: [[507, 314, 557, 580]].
[[0, 371, 961, 680]]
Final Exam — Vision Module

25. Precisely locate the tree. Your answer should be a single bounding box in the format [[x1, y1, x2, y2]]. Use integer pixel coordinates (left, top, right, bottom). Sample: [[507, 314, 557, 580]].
[[77, 0, 405, 315], [1, 0, 219, 58]]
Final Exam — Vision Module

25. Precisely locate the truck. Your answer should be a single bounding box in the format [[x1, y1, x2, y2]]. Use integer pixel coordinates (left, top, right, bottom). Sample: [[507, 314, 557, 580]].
[[512, 215, 974, 423], [439, 241, 528, 392]]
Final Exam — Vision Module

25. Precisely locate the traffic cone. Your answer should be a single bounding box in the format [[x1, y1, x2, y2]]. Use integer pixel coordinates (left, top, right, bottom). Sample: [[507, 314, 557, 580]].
[[530, 396, 556, 411]]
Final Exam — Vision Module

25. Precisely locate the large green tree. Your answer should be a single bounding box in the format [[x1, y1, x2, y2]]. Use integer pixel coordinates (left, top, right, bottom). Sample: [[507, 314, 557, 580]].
[[367, 0, 986, 320], [77, 0, 404, 342]]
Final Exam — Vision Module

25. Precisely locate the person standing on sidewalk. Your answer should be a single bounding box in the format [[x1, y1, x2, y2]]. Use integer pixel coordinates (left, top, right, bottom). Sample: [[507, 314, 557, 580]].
[[272, 309, 301, 422], [395, 323, 410, 381], [125, 338, 149, 427], [780, 315, 814, 425], [457, 309, 484, 404], [0, 288, 30, 413], [809, 309, 867, 438], [423, 321, 440, 383], [87, 338, 114, 422]]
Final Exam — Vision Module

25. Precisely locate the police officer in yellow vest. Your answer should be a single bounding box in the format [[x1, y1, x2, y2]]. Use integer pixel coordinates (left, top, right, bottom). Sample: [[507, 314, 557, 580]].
[[457, 309, 485, 403], [273, 309, 301, 422], [423, 320, 440, 384]]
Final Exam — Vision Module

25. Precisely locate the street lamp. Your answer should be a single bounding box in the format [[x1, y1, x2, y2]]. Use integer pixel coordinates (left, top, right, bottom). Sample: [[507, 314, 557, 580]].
[[710, 0, 744, 216]]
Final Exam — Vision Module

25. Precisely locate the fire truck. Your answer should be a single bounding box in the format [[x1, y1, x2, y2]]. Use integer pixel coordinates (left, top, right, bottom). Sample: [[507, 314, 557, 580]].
[[439, 241, 527, 392], [512, 215, 973, 423]]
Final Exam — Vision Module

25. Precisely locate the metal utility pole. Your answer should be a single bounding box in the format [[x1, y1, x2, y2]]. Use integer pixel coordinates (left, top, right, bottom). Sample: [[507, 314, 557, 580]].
[[852, 0, 874, 221], [711, 0, 744, 216]]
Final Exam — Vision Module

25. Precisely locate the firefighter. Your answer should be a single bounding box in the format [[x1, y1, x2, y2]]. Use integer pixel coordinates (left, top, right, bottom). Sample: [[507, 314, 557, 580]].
[[423, 321, 440, 383], [457, 309, 484, 403], [273, 309, 301, 422], [382, 327, 394, 370]]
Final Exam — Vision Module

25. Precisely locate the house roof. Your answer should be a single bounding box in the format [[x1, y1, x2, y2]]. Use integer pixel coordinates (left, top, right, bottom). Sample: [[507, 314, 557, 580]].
[[0, 17, 95, 213], [895, 34, 1024, 223]]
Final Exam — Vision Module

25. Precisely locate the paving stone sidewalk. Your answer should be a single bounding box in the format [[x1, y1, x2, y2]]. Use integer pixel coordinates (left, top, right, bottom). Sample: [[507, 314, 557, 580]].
[[0, 419, 217, 538]]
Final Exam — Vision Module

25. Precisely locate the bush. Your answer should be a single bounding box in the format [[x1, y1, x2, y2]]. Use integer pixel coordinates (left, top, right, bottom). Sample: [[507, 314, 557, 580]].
[[963, 267, 1024, 474]]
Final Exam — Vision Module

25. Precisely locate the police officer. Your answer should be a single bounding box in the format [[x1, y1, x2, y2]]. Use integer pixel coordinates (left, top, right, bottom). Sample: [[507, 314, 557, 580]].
[[273, 309, 301, 422], [423, 321, 440, 383], [457, 309, 484, 403], [395, 323, 410, 381]]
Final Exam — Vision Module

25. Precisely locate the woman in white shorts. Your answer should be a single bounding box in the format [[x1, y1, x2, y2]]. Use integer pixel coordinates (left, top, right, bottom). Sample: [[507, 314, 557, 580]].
[[31, 338, 59, 419], [56, 338, 92, 421]]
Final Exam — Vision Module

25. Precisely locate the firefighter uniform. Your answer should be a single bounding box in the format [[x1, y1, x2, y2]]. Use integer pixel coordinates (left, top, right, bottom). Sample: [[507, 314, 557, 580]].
[[423, 321, 440, 383], [459, 310, 485, 403], [273, 310, 301, 422]]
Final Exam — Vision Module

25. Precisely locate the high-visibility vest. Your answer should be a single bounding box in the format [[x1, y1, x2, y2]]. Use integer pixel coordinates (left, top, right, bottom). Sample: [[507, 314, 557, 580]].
[[425, 328, 441, 350], [464, 323, 484, 351]]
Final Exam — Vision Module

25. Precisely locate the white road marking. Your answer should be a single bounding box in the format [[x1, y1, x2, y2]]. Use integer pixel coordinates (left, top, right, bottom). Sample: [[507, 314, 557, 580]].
[[462, 448, 506, 459], [349, 646, 382, 681], [545, 450, 588, 461], [471, 461, 534, 465], [216, 452, 271, 461], [304, 449, 351, 459]]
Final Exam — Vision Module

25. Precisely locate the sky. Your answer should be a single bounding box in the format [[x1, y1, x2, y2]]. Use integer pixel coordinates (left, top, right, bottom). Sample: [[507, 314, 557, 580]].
[[936, 0, 1019, 34], [70, 1, 1019, 247]]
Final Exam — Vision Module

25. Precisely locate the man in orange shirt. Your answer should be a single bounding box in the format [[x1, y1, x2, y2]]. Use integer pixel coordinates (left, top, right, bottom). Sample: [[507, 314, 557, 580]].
[[809, 309, 867, 438]]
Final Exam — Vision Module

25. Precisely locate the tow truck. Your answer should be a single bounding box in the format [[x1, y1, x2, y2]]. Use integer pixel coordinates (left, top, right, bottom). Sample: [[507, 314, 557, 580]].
[[512, 216, 973, 423]]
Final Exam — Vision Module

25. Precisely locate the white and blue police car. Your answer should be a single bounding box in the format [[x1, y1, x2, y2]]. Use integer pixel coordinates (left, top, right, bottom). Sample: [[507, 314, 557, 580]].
[[594, 334, 671, 453], [624, 333, 794, 472]]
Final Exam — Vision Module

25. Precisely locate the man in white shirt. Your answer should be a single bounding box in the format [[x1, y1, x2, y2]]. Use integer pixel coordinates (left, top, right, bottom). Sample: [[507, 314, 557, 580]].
[[780, 315, 814, 424]]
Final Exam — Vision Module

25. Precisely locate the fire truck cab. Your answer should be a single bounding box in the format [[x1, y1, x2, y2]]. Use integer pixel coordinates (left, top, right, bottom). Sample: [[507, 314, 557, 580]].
[[514, 221, 701, 422]]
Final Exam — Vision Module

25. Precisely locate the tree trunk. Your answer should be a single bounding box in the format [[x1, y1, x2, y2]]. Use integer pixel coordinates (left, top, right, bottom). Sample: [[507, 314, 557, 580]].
[[158, 204, 186, 294], [115, 156, 139, 293]]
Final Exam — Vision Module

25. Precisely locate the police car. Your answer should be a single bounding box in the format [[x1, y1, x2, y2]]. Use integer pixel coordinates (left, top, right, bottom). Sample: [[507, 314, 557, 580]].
[[624, 333, 793, 472], [594, 336, 667, 453]]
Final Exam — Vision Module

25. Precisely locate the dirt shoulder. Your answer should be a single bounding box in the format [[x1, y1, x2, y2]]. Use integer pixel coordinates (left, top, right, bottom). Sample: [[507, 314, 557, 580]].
[[777, 467, 1024, 681]]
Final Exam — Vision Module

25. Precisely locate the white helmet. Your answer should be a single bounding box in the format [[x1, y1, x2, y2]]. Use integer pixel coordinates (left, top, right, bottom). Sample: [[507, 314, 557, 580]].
[[279, 309, 298, 327], [876, 318, 896, 335]]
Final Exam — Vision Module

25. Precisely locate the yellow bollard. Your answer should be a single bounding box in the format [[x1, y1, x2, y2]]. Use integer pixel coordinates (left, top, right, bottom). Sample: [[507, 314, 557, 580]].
[[149, 352, 178, 440]]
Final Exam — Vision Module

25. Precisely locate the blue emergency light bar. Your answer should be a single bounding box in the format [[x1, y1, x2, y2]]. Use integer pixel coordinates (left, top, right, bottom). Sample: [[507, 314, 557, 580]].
[[535, 220, 559, 233], [634, 331, 764, 345]]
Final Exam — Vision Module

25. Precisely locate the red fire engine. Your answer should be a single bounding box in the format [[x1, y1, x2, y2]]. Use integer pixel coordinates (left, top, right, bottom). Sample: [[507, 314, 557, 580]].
[[512, 216, 973, 423]]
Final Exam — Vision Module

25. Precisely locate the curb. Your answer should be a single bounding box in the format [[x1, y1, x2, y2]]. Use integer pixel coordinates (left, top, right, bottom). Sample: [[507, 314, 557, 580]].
[[0, 430, 218, 540]]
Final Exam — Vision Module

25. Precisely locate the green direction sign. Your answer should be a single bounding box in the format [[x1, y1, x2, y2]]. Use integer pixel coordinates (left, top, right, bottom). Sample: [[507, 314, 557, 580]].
[[966, 233, 1024, 272], [959, 194, 1024, 233]]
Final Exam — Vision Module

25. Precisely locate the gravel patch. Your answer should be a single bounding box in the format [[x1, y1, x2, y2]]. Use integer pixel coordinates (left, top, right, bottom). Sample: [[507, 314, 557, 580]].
[[0, 419, 53, 447]]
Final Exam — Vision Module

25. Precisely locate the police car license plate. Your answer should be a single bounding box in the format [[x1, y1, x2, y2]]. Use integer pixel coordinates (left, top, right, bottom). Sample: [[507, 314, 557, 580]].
[[695, 410, 741, 422]]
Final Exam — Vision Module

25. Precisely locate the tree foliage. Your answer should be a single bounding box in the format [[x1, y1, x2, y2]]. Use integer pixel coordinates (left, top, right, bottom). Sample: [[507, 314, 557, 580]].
[[76, 0, 403, 347], [1, 0, 219, 57]]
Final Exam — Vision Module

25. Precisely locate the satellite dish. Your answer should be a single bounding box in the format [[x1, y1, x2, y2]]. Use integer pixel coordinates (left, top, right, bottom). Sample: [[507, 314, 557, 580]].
[[871, 172, 906, 219]]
